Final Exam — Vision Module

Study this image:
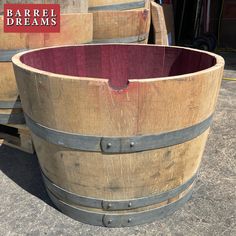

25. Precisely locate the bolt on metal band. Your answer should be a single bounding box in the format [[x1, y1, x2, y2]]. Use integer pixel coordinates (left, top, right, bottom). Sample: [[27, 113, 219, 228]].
[[42, 171, 197, 211], [25, 113, 213, 154], [46, 183, 194, 227]]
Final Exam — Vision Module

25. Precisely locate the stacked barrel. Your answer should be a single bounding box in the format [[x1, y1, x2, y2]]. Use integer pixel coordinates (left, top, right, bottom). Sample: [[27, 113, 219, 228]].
[[0, 0, 92, 125], [89, 0, 151, 43], [0, 0, 151, 125]]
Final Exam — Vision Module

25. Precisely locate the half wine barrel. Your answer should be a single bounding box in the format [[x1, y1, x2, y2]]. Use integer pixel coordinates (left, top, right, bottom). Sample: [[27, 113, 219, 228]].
[[13, 44, 224, 227], [0, 1, 91, 124]]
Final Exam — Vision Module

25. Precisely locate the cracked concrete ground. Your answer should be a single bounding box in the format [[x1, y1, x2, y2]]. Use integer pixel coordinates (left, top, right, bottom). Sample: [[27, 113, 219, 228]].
[[0, 52, 235, 236]]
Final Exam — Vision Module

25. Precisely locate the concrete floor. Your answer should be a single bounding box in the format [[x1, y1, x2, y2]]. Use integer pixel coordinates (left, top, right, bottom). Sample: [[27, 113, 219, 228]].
[[0, 53, 235, 236]]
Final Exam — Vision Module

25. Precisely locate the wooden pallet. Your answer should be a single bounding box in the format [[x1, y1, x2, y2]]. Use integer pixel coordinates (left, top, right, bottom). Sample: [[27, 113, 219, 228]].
[[0, 124, 34, 154]]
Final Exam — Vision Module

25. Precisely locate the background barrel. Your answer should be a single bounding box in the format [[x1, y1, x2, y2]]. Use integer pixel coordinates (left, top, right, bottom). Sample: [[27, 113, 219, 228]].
[[93, 8, 151, 43], [13, 44, 224, 227], [92, 0, 150, 44], [0, 1, 91, 124]]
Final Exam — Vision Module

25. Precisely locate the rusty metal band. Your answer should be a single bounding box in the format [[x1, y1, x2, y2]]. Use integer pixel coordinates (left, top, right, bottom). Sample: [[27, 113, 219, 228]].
[[88, 1, 145, 11], [0, 49, 27, 62], [46, 183, 194, 227], [25, 113, 213, 153], [42, 170, 197, 211], [92, 33, 148, 44], [0, 101, 22, 109], [0, 113, 25, 124]]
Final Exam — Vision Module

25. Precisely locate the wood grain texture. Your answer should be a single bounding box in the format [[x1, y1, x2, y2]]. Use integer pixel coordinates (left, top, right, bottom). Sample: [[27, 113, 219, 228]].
[[13, 44, 224, 202], [15, 45, 223, 135], [0, 14, 93, 49], [151, 1, 168, 45], [93, 9, 150, 44], [151, 1, 175, 45], [32, 130, 209, 199], [0, 63, 17, 101]]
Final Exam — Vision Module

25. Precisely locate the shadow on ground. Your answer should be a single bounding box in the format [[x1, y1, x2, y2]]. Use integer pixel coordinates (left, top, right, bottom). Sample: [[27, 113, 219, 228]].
[[0, 144, 53, 206]]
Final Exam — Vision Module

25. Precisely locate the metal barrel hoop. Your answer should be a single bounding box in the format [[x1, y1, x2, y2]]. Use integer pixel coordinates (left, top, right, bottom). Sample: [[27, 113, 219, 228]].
[[42, 170, 197, 211], [92, 33, 149, 44], [46, 184, 194, 227], [25, 113, 213, 154], [0, 49, 27, 62]]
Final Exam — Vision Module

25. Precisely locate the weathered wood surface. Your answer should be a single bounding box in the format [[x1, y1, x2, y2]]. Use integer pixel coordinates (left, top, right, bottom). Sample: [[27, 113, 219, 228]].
[[151, 1, 175, 45], [93, 9, 151, 43], [0, 13, 92, 49], [14, 45, 223, 135], [0, 64, 17, 101], [32, 130, 209, 199]]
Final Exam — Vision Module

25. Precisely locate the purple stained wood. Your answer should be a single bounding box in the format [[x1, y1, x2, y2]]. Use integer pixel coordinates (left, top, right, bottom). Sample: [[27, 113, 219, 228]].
[[20, 44, 216, 89]]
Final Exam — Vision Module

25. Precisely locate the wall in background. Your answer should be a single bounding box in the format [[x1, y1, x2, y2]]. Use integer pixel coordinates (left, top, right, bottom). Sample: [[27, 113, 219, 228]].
[[219, 0, 236, 48]]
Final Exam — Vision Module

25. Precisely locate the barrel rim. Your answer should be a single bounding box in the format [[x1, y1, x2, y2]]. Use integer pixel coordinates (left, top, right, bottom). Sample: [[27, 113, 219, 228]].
[[12, 44, 225, 85]]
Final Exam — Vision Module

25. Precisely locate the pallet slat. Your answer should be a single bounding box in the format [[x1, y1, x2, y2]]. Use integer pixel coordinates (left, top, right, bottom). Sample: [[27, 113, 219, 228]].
[[0, 124, 34, 154]]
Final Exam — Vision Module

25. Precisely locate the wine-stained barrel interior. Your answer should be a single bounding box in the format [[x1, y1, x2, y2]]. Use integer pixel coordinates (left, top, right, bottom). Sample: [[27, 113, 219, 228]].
[[0, 0, 91, 124], [12, 44, 224, 227]]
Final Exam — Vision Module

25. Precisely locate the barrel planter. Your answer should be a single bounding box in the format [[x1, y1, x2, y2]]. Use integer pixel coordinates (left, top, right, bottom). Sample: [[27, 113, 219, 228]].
[[13, 44, 224, 227], [93, 8, 150, 43], [88, 0, 146, 11], [0, 1, 91, 124]]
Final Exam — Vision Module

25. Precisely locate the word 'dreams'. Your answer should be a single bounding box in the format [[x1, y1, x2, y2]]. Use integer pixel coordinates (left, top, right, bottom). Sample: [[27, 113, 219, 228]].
[[6, 9, 57, 26], [4, 4, 60, 33]]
